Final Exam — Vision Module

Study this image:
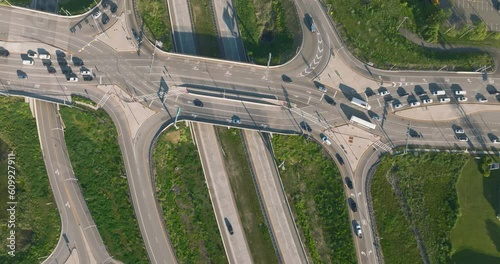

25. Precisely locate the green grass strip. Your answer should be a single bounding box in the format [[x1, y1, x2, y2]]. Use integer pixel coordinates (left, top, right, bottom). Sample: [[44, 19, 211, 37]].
[[216, 128, 278, 264], [0, 97, 59, 263], [137, 0, 173, 51], [188, 0, 221, 58], [372, 152, 467, 263], [450, 156, 500, 264], [153, 123, 227, 263], [271, 135, 356, 263], [233, 0, 299, 65], [60, 105, 148, 263]]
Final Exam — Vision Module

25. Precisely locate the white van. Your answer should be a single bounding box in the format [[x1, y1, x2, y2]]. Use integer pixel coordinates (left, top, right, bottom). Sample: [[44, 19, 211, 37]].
[[39, 54, 51, 59], [22, 59, 34, 65], [432, 90, 445, 95]]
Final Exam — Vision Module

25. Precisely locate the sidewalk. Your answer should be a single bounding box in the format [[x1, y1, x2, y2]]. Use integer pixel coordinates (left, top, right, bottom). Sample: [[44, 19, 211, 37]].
[[395, 103, 500, 121]]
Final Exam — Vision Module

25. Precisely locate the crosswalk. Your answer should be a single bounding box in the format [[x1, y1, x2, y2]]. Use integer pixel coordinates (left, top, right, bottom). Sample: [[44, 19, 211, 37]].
[[372, 140, 392, 152]]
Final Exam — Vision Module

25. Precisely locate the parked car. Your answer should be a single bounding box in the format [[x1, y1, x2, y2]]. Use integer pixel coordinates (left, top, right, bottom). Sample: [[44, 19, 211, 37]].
[[455, 128, 464, 134], [27, 51, 37, 58], [422, 98, 433, 104], [92, 10, 102, 19], [410, 101, 421, 107], [80, 67, 91, 75], [455, 90, 466, 95], [457, 96, 468, 102], [458, 136, 468, 142], [102, 13, 110, 25], [110, 3, 118, 13], [439, 97, 451, 103], [67, 76, 78, 82], [477, 98, 488, 103], [231, 115, 241, 124], [394, 103, 403, 109], [83, 75, 93, 81], [0, 48, 9, 57], [379, 90, 390, 96], [317, 83, 327, 93]]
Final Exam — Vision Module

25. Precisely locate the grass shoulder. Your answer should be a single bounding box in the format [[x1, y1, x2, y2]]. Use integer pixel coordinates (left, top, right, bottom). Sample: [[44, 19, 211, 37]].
[[216, 127, 277, 264], [60, 105, 148, 263], [189, 0, 220, 58], [450, 155, 500, 264], [137, 0, 173, 51], [0, 97, 59, 263], [233, 0, 300, 65], [324, 0, 493, 70], [271, 134, 356, 263], [153, 123, 227, 263], [372, 152, 467, 263]]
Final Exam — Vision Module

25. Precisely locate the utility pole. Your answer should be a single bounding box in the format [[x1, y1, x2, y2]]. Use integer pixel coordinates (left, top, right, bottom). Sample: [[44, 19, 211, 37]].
[[174, 107, 180, 129], [149, 40, 162, 77], [265, 52, 271, 79], [404, 121, 411, 154]]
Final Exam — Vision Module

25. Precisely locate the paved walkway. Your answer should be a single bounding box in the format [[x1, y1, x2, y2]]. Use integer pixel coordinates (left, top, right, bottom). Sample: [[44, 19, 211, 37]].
[[395, 103, 500, 121]]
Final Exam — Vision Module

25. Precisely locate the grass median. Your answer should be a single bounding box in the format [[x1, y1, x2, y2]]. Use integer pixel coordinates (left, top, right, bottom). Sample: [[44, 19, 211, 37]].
[[0, 97, 59, 264], [233, 0, 300, 65], [137, 0, 173, 51], [153, 123, 227, 263], [216, 127, 277, 263], [271, 134, 356, 263], [189, 0, 220, 58], [450, 156, 500, 264], [58, 0, 94, 15], [372, 152, 467, 263], [60, 104, 148, 263], [324, 0, 493, 70]]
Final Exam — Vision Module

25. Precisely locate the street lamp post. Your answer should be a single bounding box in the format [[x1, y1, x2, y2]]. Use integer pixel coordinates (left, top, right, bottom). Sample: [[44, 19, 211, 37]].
[[149, 40, 163, 77]]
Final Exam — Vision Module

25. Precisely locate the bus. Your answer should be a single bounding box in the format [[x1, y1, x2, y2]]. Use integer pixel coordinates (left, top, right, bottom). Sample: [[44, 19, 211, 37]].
[[350, 116, 376, 130], [350, 97, 371, 110]]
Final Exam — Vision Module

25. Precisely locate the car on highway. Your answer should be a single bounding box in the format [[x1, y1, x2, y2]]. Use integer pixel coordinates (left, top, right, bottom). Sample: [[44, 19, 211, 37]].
[[477, 97, 488, 103], [27, 51, 37, 58], [410, 101, 421, 107], [354, 220, 362, 238], [439, 97, 450, 103], [422, 98, 433, 104], [458, 136, 468, 142], [92, 10, 102, 19], [193, 99, 203, 107], [0, 48, 9, 57], [321, 134, 331, 146], [335, 153, 344, 165], [455, 128, 464, 134], [348, 198, 357, 212], [110, 2, 118, 13], [42, 59, 52, 66], [224, 217, 234, 235], [317, 83, 327, 93], [345, 177, 353, 189], [231, 115, 241, 124], [83, 75, 93, 81], [300, 121, 312, 132], [132, 28, 140, 41], [102, 13, 110, 25], [394, 102, 403, 109], [457, 96, 468, 102], [379, 90, 390, 96]]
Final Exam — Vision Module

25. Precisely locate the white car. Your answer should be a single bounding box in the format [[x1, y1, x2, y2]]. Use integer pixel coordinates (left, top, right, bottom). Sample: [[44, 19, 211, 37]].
[[458, 136, 468, 142], [455, 90, 466, 95], [39, 53, 50, 59], [317, 84, 327, 93], [27, 51, 37, 58], [67, 76, 78, 82], [410, 101, 421, 107], [355, 222, 362, 238], [379, 90, 390, 96], [478, 98, 488, 103], [422, 98, 433, 104], [80, 68, 91, 75], [394, 103, 403, 109], [493, 138, 500, 144], [321, 135, 332, 146], [92, 10, 102, 19], [439, 97, 451, 103], [457, 97, 468, 102], [455, 128, 464, 134]]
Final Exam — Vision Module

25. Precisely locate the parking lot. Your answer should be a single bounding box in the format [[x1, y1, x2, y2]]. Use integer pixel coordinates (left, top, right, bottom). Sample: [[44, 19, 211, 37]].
[[449, 0, 500, 31]]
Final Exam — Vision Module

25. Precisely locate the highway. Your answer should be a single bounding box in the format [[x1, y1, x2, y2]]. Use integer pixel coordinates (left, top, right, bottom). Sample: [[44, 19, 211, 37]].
[[0, 0, 499, 264], [192, 123, 253, 263], [34, 100, 116, 264], [243, 131, 308, 263]]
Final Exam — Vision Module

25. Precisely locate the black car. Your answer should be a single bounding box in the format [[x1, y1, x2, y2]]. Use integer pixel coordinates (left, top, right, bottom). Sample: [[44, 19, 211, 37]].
[[110, 3, 118, 13], [224, 217, 234, 235], [335, 153, 344, 165], [132, 28, 140, 41], [57, 58, 68, 66], [42, 59, 52, 66], [102, 14, 110, 25], [47, 66, 56, 74], [73, 59, 84, 66], [193, 99, 203, 107], [101, 0, 109, 8], [300, 121, 312, 132], [61, 67, 72, 74], [83, 75, 93, 81], [0, 49, 9, 57], [345, 177, 353, 189], [281, 74, 292, 83], [348, 198, 357, 212]]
